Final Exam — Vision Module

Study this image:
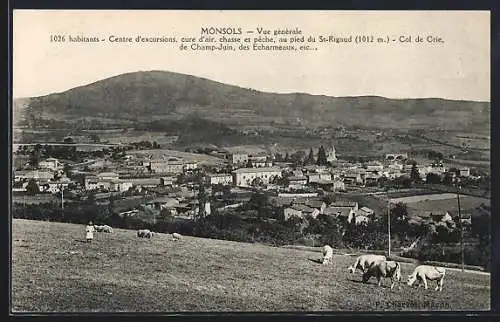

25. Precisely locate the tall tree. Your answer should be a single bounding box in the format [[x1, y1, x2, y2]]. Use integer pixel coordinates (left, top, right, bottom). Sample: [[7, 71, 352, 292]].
[[28, 150, 40, 168], [316, 145, 328, 166], [25, 179, 40, 195], [197, 185, 208, 220], [410, 161, 421, 182], [306, 148, 315, 165]]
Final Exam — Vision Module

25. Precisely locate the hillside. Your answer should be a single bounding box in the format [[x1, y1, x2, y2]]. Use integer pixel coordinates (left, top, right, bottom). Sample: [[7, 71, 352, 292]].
[[12, 219, 490, 312], [18, 70, 490, 133]]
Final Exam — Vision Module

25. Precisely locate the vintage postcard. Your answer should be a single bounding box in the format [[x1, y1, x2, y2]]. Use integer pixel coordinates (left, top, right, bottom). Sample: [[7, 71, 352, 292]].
[[11, 10, 491, 312]]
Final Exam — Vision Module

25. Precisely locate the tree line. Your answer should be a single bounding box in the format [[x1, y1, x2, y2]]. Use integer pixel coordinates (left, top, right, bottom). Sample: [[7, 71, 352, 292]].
[[11, 191, 490, 270]]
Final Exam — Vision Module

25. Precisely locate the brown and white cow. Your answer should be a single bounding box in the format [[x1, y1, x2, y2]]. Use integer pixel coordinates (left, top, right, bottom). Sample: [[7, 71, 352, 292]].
[[362, 260, 402, 289]]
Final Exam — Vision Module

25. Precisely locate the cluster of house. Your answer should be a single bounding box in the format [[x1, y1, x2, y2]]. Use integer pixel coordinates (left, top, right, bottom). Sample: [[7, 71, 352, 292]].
[[207, 152, 471, 192], [12, 153, 197, 195], [13, 146, 474, 199], [274, 196, 374, 225]]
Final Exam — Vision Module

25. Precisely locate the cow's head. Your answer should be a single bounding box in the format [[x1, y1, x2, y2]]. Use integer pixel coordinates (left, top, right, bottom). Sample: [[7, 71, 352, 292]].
[[407, 274, 417, 286], [348, 265, 355, 274]]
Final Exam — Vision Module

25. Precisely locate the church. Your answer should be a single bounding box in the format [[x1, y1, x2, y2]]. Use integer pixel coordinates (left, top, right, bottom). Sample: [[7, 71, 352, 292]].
[[326, 144, 337, 163]]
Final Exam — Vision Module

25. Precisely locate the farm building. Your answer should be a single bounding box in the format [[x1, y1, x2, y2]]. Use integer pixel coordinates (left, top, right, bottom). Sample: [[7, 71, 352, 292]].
[[323, 206, 355, 222], [413, 210, 454, 223], [284, 204, 317, 221]]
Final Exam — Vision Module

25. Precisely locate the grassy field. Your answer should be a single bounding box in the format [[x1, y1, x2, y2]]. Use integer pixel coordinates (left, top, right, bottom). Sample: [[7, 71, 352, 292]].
[[388, 194, 489, 213], [11, 219, 490, 312], [126, 149, 225, 165], [405, 195, 489, 213], [390, 193, 463, 204]]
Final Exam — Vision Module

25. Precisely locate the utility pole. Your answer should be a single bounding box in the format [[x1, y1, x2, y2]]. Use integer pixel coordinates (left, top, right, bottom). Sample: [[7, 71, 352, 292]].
[[456, 179, 464, 272], [60, 184, 64, 220], [387, 200, 391, 258]]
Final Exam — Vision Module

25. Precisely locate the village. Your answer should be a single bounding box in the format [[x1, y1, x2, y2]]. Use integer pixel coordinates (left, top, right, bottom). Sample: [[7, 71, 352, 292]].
[[11, 138, 489, 242]]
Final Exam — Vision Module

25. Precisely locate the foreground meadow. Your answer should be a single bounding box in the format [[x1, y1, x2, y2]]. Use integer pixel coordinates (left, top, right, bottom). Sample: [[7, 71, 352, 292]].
[[11, 219, 490, 312]]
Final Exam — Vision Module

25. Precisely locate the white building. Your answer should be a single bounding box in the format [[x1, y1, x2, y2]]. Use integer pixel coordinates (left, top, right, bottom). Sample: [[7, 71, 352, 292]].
[[307, 172, 332, 183], [459, 167, 471, 177], [232, 167, 282, 187], [39, 158, 64, 171], [14, 170, 54, 184], [248, 156, 273, 168], [208, 173, 233, 185], [365, 161, 384, 172], [183, 161, 198, 171], [333, 180, 345, 191], [228, 153, 248, 165], [97, 172, 119, 181], [149, 161, 184, 174]]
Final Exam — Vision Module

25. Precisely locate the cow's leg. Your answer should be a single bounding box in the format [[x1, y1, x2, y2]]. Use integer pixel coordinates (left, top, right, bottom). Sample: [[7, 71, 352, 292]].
[[377, 276, 382, 287], [422, 276, 428, 290], [438, 278, 444, 291], [390, 278, 395, 289], [417, 276, 424, 288]]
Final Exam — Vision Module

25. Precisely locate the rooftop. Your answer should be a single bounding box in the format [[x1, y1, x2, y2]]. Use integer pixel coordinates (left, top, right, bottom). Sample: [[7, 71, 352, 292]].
[[232, 167, 281, 174], [287, 204, 315, 213], [288, 176, 308, 181], [209, 173, 232, 177], [324, 207, 352, 217]]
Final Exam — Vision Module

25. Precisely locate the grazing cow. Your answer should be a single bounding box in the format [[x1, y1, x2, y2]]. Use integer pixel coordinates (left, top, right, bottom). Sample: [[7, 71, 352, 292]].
[[102, 225, 113, 233], [137, 229, 153, 239], [172, 232, 182, 241], [348, 254, 387, 274], [362, 260, 402, 289], [407, 265, 446, 291], [94, 225, 106, 232], [94, 225, 113, 233], [322, 245, 334, 265]]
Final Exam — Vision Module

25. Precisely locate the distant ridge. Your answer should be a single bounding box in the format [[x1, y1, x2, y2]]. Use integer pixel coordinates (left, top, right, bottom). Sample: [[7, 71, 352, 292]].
[[16, 70, 490, 132]]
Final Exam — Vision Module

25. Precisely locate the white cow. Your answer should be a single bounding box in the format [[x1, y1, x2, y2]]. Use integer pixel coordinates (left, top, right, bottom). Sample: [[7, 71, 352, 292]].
[[94, 225, 113, 233], [137, 229, 153, 239], [407, 265, 446, 291], [322, 245, 333, 265], [362, 260, 402, 289], [348, 254, 387, 274], [94, 225, 105, 232], [102, 225, 113, 233], [172, 232, 182, 241]]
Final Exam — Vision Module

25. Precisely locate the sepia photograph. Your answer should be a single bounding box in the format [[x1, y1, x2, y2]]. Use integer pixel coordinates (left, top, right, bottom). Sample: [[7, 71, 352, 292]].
[[10, 10, 491, 312]]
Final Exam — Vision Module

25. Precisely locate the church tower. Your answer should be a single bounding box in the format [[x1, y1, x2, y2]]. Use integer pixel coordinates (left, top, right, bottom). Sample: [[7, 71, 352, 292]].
[[326, 144, 337, 162]]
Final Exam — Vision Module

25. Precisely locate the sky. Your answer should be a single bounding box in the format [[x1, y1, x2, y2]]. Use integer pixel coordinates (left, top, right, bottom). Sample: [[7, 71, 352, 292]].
[[13, 10, 490, 101]]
